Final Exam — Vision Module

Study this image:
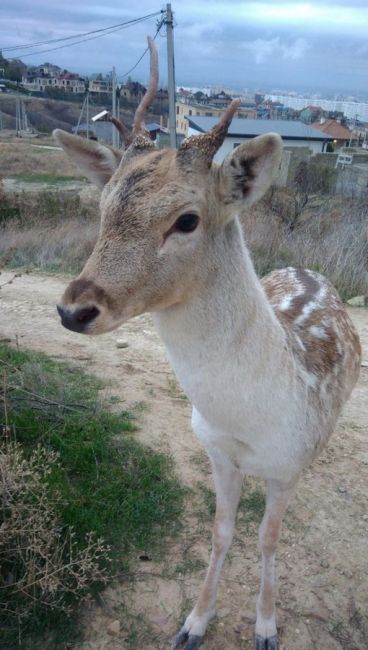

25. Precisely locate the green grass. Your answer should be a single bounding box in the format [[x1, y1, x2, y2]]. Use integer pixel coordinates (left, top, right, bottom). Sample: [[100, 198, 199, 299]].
[[0, 343, 185, 648], [197, 480, 265, 531], [9, 173, 86, 184], [174, 558, 207, 575]]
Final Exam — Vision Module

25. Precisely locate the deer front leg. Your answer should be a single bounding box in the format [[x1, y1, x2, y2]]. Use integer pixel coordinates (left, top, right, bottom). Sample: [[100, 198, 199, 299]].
[[255, 479, 296, 650], [173, 454, 243, 650]]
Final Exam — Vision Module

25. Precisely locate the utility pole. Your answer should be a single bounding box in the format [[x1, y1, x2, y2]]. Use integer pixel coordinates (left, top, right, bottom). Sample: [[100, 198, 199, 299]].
[[15, 95, 20, 136], [165, 3, 177, 148], [86, 91, 90, 139], [112, 67, 118, 148]]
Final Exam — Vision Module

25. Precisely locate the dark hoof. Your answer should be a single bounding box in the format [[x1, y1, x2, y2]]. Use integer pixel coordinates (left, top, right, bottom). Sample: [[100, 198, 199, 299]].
[[255, 634, 278, 650], [172, 629, 203, 649], [172, 629, 188, 649]]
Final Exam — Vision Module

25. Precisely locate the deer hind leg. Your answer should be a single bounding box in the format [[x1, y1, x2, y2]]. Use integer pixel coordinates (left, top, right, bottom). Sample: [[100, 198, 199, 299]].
[[172, 454, 243, 650], [255, 479, 296, 650]]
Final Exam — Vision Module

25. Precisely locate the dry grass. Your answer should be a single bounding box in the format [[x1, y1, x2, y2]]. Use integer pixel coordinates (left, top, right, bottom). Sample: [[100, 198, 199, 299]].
[[0, 187, 366, 300], [243, 194, 368, 300], [0, 141, 84, 178], [0, 190, 99, 273], [0, 216, 99, 273], [0, 441, 110, 624]]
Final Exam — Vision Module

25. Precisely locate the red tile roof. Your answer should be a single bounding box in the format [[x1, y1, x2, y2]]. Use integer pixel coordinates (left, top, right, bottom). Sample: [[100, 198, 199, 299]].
[[311, 119, 353, 140]]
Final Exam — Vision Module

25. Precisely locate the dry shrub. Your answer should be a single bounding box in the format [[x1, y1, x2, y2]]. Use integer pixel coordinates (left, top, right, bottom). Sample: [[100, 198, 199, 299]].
[[0, 142, 84, 178], [0, 191, 99, 273], [1, 187, 367, 300], [242, 196, 368, 300], [0, 218, 99, 273], [0, 438, 109, 628]]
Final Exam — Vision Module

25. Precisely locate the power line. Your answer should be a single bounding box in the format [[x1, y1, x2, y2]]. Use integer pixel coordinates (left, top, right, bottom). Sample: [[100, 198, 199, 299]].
[[13, 22, 149, 59], [5, 15, 163, 60], [120, 17, 165, 79], [1, 10, 163, 56]]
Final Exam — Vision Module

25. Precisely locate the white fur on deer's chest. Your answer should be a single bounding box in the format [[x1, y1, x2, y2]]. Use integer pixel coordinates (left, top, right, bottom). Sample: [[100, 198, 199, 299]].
[[191, 405, 309, 481], [165, 349, 313, 481]]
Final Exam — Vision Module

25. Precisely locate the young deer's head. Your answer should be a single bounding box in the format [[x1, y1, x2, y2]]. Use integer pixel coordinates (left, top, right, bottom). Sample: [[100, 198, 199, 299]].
[[55, 38, 282, 335]]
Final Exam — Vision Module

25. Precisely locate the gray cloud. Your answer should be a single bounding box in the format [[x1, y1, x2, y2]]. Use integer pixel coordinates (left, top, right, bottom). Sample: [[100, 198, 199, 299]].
[[1, 1, 367, 95]]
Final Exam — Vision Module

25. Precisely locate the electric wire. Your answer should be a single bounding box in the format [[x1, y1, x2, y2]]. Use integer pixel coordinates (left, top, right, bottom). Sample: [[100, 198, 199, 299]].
[[13, 21, 153, 59], [120, 17, 165, 79], [2, 11, 163, 53]]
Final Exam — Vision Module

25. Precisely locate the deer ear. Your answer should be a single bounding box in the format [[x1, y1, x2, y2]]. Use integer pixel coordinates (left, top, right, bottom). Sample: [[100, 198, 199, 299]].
[[219, 133, 282, 208], [53, 129, 123, 188]]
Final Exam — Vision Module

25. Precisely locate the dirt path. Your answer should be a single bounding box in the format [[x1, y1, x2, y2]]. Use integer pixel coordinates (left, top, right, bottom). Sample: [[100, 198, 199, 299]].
[[1, 271, 367, 650]]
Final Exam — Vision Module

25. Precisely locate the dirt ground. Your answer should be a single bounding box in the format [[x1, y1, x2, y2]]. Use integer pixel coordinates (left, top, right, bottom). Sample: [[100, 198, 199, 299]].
[[0, 271, 367, 650]]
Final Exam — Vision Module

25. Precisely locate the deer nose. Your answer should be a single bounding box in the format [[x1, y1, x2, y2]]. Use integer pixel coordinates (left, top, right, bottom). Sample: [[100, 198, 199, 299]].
[[57, 304, 100, 333]]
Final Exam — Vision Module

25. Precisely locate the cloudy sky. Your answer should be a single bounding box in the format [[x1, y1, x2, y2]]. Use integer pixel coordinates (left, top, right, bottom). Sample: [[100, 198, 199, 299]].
[[1, 1, 367, 96]]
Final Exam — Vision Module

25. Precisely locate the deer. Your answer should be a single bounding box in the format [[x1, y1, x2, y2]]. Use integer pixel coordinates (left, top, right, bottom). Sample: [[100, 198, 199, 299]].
[[54, 38, 361, 650]]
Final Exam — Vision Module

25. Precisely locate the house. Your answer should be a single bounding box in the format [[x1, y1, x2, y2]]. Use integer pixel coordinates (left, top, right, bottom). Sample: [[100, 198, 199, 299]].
[[156, 88, 169, 101], [22, 66, 85, 94], [145, 122, 168, 141], [311, 119, 356, 148], [192, 91, 208, 104], [186, 116, 333, 161], [176, 101, 256, 137], [299, 105, 323, 124], [36, 63, 61, 76], [209, 91, 233, 108], [89, 78, 113, 93], [72, 121, 168, 145], [120, 81, 146, 103], [176, 87, 194, 103]]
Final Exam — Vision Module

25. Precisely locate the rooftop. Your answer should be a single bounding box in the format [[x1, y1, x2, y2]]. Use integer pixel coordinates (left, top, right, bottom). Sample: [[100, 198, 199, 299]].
[[311, 119, 353, 140], [186, 117, 333, 141]]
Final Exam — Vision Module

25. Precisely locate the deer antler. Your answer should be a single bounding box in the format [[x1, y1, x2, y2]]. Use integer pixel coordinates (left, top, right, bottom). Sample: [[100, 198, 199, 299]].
[[97, 37, 158, 152], [96, 111, 133, 147], [178, 99, 241, 167], [132, 36, 159, 138]]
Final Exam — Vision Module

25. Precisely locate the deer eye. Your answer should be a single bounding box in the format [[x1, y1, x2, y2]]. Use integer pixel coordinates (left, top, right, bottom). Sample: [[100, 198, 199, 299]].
[[174, 214, 199, 233]]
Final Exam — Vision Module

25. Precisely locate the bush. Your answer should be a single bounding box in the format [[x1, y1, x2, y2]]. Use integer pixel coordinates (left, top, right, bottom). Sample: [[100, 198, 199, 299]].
[[0, 190, 99, 273], [0, 442, 109, 629], [0, 344, 185, 647], [243, 196, 368, 300]]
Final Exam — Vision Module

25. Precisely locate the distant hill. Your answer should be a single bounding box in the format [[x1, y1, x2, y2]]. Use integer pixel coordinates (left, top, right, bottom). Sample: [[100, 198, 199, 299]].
[[0, 93, 157, 135]]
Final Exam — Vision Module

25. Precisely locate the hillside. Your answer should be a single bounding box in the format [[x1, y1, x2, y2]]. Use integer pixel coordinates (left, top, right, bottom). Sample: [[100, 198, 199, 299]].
[[0, 92, 160, 135]]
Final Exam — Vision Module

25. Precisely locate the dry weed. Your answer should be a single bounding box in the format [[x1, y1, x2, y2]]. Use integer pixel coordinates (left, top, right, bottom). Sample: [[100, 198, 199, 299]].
[[0, 190, 99, 273], [0, 141, 84, 178], [0, 438, 110, 625], [243, 196, 368, 300]]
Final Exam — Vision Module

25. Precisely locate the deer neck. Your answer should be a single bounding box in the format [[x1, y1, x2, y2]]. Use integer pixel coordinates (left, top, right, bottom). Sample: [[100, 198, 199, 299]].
[[153, 217, 288, 405]]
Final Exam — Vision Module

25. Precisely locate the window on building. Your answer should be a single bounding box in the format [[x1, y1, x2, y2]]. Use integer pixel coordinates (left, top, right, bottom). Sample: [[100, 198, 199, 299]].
[[176, 105, 179, 114], [189, 109, 192, 116]]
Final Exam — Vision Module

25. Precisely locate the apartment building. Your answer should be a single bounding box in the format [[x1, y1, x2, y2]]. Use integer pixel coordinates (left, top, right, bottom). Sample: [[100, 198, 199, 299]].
[[175, 100, 257, 136]]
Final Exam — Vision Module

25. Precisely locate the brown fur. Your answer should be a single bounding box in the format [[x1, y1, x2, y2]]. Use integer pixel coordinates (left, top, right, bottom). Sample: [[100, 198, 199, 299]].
[[262, 267, 361, 417]]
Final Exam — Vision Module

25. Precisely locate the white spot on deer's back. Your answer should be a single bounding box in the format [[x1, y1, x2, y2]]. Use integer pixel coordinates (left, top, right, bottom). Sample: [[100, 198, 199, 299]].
[[279, 295, 293, 311], [309, 325, 329, 340], [295, 301, 318, 326]]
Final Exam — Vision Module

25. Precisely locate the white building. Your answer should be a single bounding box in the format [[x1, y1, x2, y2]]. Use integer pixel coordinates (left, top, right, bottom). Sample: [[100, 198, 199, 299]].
[[265, 95, 368, 123], [186, 117, 333, 161]]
